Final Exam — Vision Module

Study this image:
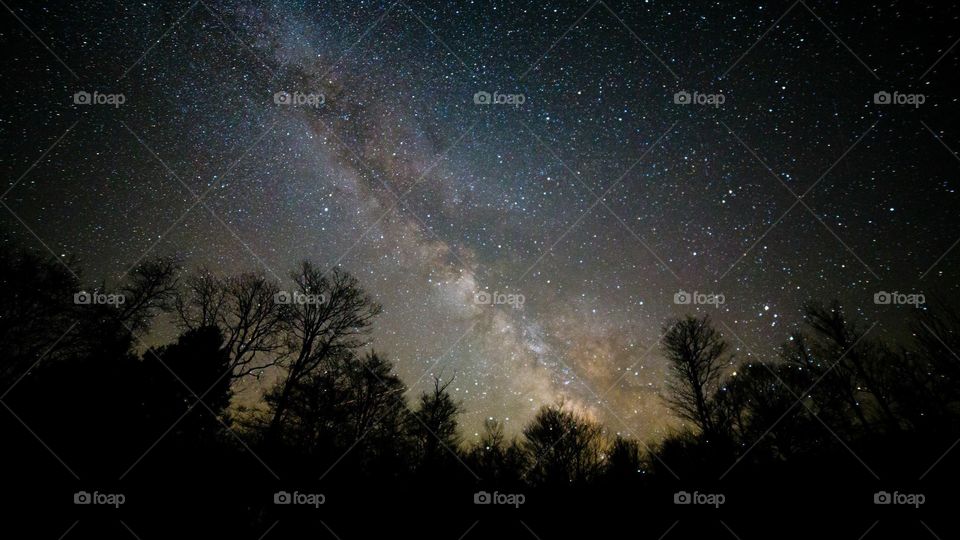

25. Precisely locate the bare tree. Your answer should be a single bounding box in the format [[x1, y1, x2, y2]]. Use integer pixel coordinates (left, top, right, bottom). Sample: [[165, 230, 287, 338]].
[[116, 256, 180, 335], [662, 315, 731, 437], [410, 376, 462, 469], [267, 263, 381, 439], [522, 402, 606, 486], [176, 269, 286, 379]]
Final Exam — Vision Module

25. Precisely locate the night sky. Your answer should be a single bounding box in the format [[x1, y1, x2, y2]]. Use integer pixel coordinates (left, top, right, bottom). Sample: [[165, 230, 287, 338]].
[[2, 0, 959, 442]]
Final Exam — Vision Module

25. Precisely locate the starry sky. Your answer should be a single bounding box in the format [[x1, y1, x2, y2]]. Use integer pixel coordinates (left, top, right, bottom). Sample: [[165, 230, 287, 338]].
[[2, 0, 960, 441]]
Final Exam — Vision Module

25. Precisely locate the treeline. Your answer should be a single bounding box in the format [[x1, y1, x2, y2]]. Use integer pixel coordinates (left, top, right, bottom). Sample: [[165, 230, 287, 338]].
[[2, 238, 960, 519]]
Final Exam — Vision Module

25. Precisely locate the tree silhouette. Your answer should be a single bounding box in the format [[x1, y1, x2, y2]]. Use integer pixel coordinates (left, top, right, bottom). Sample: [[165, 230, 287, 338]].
[[662, 315, 732, 439], [5, 227, 960, 532], [409, 376, 462, 473], [522, 403, 605, 487], [142, 325, 233, 445], [466, 418, 528, 485], [175, 269, 286, 379], [266, 263, 381, 440]]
